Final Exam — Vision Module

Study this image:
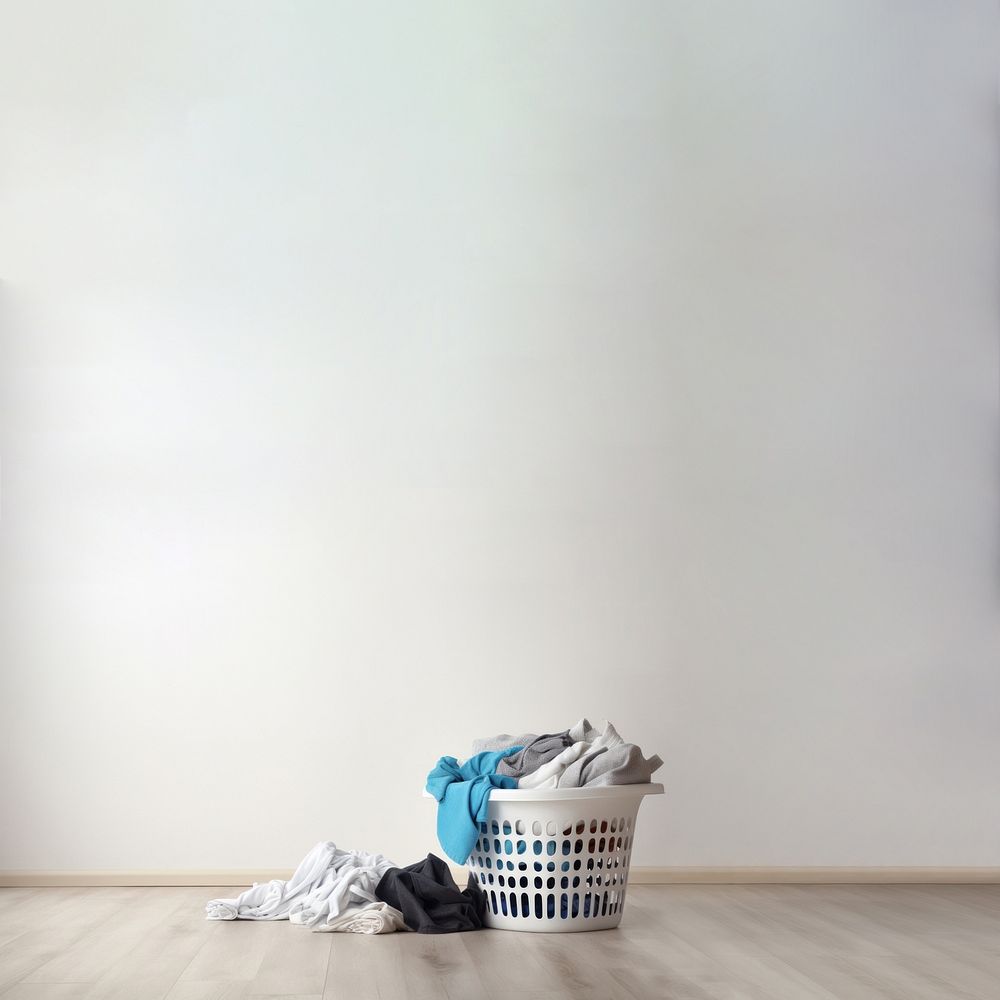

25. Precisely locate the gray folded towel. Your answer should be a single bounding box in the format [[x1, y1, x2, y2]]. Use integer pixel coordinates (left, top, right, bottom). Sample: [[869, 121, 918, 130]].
[[559, 743, 663, 787]]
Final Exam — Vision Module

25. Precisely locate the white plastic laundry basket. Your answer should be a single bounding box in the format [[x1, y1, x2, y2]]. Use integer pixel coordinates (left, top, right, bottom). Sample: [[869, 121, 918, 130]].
[[465, 783, 663, 932]]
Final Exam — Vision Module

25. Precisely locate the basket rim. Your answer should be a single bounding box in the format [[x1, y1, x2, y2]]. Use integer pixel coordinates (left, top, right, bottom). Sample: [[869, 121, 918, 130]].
[[487, 781, 663, 802], [423, 782, 664, 803]]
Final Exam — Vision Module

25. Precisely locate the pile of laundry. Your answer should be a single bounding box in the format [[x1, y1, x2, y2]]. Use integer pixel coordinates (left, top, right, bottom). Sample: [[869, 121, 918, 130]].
[[428, 718, 662, 866], [206, 845, 484, 935], [205, 718, 660, 936]]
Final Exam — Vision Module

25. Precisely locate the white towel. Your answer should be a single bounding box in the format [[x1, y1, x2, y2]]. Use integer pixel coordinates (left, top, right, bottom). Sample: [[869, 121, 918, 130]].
[[206, 842, 398, 932], [316, 900, 407, 935]]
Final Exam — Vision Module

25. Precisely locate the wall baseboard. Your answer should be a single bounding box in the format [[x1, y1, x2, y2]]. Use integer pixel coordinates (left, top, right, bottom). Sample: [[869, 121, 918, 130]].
[[632, 867, 1000, 884], [1, 867, 998, 888]]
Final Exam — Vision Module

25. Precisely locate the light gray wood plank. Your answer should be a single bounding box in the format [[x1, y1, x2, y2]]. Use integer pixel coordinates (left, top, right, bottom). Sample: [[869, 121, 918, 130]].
[[320, 937, 378, 1000], [396, 932, 488, 1000], [162, 982, 251, 1000], [459, 927, 563, 998], [1, 986, 94, 1000], [0, 890, 137, 993], [246, 922, 331, 997], [24, 889, 189, 985], [175, 920, 273, 985], [78, 888, 213, 1000]]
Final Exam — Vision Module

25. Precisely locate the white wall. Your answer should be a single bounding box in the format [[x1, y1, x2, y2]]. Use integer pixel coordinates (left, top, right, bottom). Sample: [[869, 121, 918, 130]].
[[1, 1, 998, 872]]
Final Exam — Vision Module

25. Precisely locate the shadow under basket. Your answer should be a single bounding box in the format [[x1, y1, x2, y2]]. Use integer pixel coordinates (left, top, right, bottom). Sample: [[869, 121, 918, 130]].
[[466, 783, 663, 932]]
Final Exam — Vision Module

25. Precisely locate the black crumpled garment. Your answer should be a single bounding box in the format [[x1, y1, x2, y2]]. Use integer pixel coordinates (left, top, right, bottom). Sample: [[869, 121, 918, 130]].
[[375, 853, 486, 933]]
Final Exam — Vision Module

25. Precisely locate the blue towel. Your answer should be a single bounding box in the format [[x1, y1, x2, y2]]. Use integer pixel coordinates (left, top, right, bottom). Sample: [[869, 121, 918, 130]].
[[426, 747, 523, 864]]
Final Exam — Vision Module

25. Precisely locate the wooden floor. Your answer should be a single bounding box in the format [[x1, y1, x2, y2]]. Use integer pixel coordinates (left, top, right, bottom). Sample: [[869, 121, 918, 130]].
[[0, 884, 998, 999]]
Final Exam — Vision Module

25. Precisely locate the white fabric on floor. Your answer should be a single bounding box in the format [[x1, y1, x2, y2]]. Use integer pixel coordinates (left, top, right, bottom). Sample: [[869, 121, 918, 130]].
[[315, 900, 407, 934], [205, 841, 398, 932]]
